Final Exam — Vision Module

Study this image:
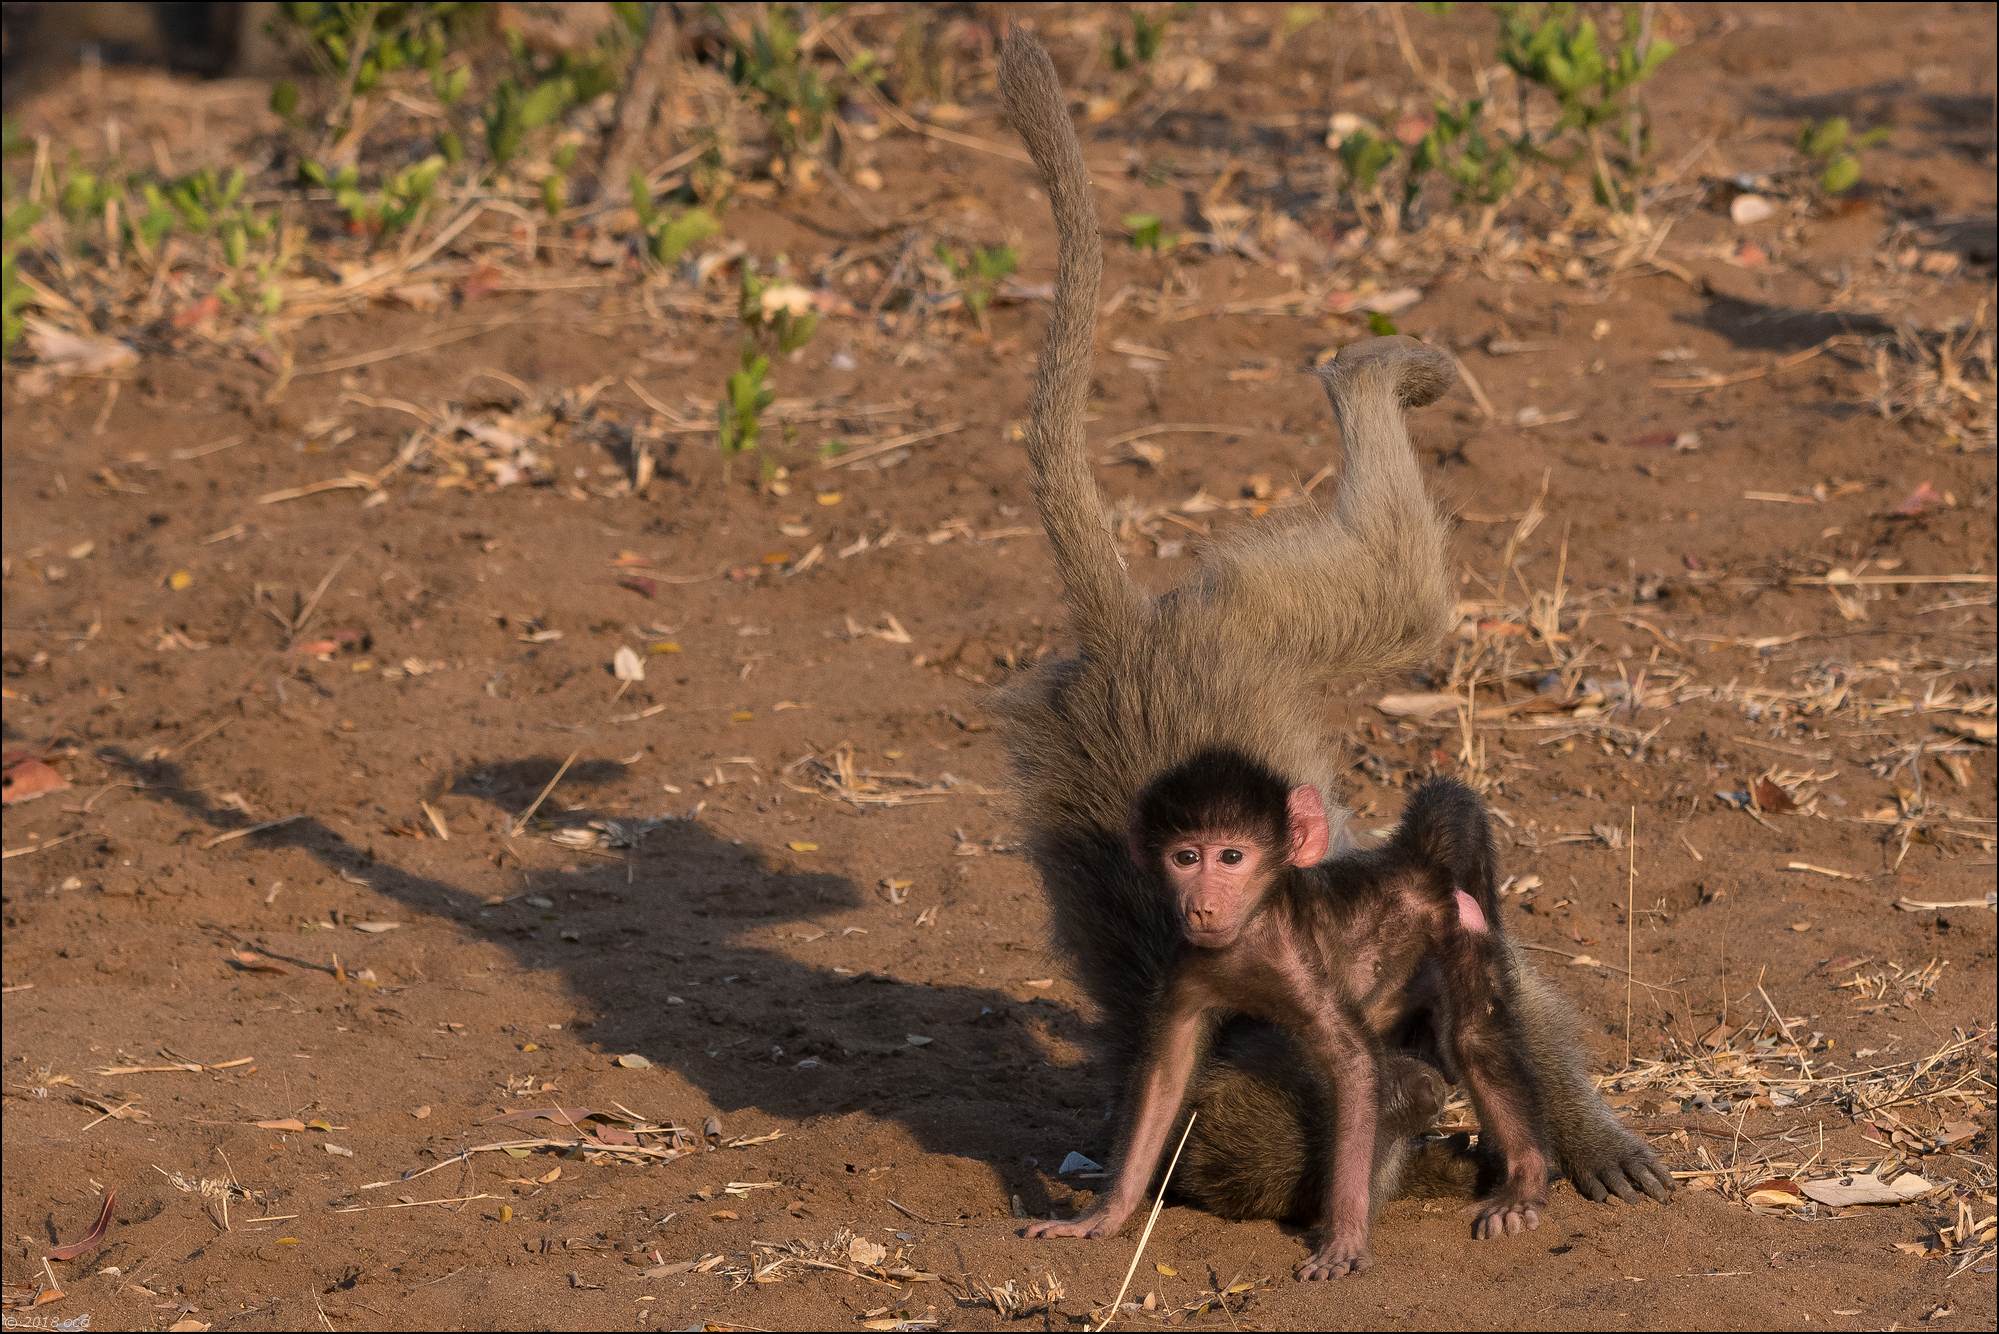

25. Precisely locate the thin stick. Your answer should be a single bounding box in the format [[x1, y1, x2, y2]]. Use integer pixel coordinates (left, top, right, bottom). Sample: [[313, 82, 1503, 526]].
[[817, 422, 966, 471], [510, 751, 578, 836], [1755, 970, 1814, 1080], [1625, 805, 1636, 1070], [3, 833, 82, 860], [1094, 1111, 1197, 1333], [201, 815, 304, 850], [290, 548, 355, 643], [332, 1193, 496, 1214]]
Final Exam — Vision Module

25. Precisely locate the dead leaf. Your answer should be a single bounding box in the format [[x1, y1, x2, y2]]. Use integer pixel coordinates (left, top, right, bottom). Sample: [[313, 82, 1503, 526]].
[[1943, 718, 1995, 743], [847, 1236, 888, 1267], [255, 1118, 308, 1132], [1730, 193, 1777, 225], [1800, 1172, 1933, 1207], [351, 921, 401, 933], [1932, 1120, 1980, 1146], [387, 281, 446, 311], [1889, 481, 1947, 517], [612, 646, 645, 682], [2, 756, 69, 806], [1745, 1178, 1806, 1208], [227, 950, 286, 974], [46, 1190, 116, 1262], [613, 1053, 652, 1069], [28, 325, 138, 375], [1750, 777, 1798, 814]]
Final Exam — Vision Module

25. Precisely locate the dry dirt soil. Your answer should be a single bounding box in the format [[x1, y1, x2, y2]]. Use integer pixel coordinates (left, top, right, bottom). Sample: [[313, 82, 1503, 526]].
[[3, 4, 1996, 1331]]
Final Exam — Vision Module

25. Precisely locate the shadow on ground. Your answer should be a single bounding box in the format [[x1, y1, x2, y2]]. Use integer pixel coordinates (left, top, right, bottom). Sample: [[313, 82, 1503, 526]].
[[99, 746, 1094, 1216]]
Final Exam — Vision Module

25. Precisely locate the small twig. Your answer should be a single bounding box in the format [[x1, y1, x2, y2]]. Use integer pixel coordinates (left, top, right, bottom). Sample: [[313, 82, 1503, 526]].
[[97, 1056, 254, 1075], [201, 815, 304, 850], [1650, 335, 1854, 391], [3, 833, 82, 860], [332, 1193, 496, 1215], [1095, 1111, 1197, 1332], [1447, 350, 1497, 420], [887, 1198, 966, 1228], [1625, 805, 1636, 1071], [509, 751, 578, 836], [289, 548, 355, 643], [818, 422, 967, 470], [1755, 971, 1814, 1081]]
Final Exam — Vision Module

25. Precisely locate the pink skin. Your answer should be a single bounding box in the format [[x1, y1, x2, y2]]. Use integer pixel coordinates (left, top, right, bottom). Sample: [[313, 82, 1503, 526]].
[[1444, 881, 1550, 1239], [1024, 1005, 1205, 1241], [1158, 785, 1330, 946], [1294, 999, 1377, 1279], [1453, 888, 1488, 933]]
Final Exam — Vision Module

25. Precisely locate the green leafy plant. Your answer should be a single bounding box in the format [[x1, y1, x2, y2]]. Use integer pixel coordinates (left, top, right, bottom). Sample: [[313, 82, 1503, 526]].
[[936, 241, 1018, 325], [1411, 99, 1519, 205], [723, 5, 835, 167], [304, 154, 445, 237], [1795, 116, 1889, 196], [1336, 96, 1518, 229], [717, 345, 775, 479], [3, 200, 43, 350], [716, 260, 818, 482], [1496, 2, 1675, 209], [279, 1, 474, 142], [738, 262, 819, 357], [1123, 212, 1175, 254], [1497, 3, 1674, 133], [1108, 7, 1171, 71], [631, 173, 720, 265]]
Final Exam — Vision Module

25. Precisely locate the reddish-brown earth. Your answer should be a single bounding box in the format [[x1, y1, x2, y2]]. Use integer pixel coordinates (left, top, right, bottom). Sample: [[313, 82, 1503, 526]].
[[4, 4, 1994, 1330]]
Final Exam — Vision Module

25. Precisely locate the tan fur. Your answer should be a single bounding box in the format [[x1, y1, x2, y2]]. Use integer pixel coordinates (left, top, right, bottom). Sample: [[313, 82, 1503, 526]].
[[994, 29, 1453, 847]]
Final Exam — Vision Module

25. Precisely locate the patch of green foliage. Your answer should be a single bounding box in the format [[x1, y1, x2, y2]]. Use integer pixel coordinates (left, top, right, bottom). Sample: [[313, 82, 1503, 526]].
[[1107, 7, 1174, 71], [632, 172, 721, 266], [935, 242, 1017, 324], [717, 345, 775, 477], [716, 259, 819, 481], [3, 199, 43, 350], [723, 5, 835, 166], [1337, 2, 1675, 223], [1123, 212, 1175, 254], [1795, 116, 1889, 196]]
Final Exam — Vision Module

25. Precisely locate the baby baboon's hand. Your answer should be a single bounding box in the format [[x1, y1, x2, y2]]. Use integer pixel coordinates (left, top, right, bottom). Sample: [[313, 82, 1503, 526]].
[[1024, 1205, 1130, 1240], [1296, 1232, 1372, 1281]]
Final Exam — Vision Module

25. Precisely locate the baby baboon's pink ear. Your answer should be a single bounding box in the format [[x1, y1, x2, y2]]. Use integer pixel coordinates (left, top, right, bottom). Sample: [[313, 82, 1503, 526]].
[[1286, 785, 1330, 867]]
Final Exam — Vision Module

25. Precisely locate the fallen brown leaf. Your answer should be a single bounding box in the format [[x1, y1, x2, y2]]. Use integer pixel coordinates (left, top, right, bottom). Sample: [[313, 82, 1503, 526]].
[[2, 757, 69, 806], [46, 1189, 116, 1262]]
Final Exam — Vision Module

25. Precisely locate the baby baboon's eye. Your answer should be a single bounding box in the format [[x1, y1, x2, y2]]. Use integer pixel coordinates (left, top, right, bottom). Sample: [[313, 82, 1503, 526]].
[[1172, 849, 1200, 868], [1219, 848, 1245, 866]]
